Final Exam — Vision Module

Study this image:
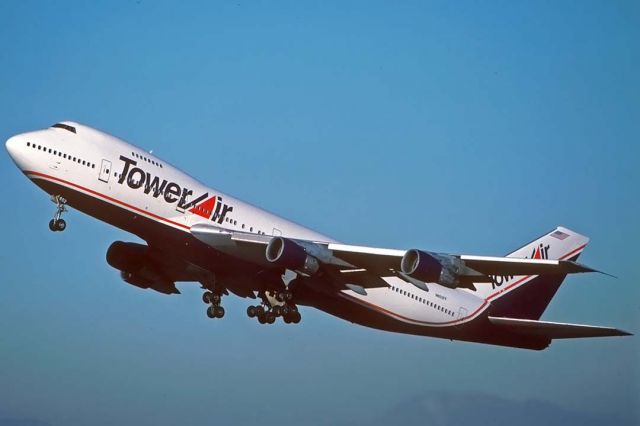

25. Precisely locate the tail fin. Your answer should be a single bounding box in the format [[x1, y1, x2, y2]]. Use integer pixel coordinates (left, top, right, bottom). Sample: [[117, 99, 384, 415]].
[[479, 226, 589, 320]]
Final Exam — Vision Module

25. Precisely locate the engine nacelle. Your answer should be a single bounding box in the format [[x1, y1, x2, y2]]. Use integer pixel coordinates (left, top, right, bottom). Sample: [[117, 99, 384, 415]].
[[265, 237, 320, 275], [106, 241, 149, 274], [106, 241, 179, 294], [401, 249, 464, 289]]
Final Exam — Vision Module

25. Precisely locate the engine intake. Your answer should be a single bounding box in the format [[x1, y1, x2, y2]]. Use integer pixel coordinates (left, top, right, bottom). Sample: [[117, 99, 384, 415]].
[[401, 249, 464, 289], [265, 237, 320, 275], [106, 241, 149, 274], [106, 241, 179, 294]]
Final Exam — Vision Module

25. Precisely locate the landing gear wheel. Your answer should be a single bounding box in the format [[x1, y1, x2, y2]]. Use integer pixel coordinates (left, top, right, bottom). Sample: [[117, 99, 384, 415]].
[[266, 313, 276, 324], [49, 219, 66, 232], [206, 306, 217, 319], [255, 306, 265, 317], [281, 305, 292, 316], [215, 306, 225, 318], [247, 306, 257, 318], [258, 314, 267, 324], [202, 291, 214, 304], [283, 315, 292, 324], [291, 311, 301, 324]]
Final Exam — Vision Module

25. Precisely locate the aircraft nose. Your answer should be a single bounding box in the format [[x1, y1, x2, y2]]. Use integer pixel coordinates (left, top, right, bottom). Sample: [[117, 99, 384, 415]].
[[5, 135, 21, 159]]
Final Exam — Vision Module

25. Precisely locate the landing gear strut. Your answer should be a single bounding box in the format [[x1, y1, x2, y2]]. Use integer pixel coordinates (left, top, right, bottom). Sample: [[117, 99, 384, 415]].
[[49, 195, 67, 232], [247, 289, 301, 325]]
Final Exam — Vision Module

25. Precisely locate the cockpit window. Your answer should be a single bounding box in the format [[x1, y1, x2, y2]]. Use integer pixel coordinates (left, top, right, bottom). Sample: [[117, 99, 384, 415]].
[[51, 123, 76, 134]]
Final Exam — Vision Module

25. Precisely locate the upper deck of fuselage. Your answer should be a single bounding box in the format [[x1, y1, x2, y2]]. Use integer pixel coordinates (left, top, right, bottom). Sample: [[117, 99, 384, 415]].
[[6, 121, 335, 243]]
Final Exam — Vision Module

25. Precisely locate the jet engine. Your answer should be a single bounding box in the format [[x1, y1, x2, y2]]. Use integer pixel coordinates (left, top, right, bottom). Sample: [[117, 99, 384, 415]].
[[401, 249, 465, 289], [265, 237, 320, 275], [106, 241, 180, 294]]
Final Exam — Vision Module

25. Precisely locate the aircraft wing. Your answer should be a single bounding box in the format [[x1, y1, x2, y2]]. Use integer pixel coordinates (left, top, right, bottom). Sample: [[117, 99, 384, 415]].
[[488, 316, 632, 339], [326, 244, 597, 275], [190, 224, 599, 291]]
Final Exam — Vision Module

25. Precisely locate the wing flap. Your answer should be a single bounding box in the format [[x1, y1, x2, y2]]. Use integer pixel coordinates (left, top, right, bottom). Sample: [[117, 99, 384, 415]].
[[488, 316, 632, 339]]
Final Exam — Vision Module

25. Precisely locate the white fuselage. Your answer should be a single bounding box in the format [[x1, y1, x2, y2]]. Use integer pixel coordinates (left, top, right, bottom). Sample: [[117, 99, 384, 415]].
[[5, 122, 488, 334]]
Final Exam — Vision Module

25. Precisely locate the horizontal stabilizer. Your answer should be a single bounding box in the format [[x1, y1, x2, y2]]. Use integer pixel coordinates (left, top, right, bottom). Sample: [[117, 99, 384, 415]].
[[488, 316, 632, 339]]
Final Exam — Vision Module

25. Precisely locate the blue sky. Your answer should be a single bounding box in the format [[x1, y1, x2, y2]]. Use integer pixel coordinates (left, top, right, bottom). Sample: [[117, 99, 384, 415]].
[[0, 1, 638, 425]]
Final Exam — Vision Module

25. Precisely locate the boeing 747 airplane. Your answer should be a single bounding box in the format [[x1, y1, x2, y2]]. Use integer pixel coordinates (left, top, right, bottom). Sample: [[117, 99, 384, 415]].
[[5, 122, 631, 350]]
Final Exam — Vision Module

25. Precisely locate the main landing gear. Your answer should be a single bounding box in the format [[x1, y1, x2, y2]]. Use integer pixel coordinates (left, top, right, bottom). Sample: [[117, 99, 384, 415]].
[[48, 195, 67, 232], [202, 290, 225, 319], [246, 289, 301, 325]]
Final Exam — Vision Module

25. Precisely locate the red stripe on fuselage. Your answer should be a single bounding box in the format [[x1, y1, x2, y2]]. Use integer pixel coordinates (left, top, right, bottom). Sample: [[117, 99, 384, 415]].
[[24, 170, 191, 230]]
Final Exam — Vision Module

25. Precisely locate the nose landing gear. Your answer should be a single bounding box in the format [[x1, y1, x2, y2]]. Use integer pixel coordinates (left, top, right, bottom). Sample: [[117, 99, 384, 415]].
[[49, 195, 67, 232]]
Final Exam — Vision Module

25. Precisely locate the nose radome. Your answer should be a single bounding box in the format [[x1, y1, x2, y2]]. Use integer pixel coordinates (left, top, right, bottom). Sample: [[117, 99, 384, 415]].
[[5, 135, 21, 159]]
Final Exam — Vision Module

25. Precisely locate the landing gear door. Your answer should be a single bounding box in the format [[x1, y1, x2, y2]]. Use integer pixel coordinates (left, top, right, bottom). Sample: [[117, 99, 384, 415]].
[[99, 159, 111, 183]]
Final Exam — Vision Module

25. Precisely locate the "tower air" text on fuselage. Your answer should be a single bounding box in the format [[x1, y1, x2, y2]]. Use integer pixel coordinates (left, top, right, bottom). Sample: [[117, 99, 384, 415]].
[[116, 155, 233, 223]]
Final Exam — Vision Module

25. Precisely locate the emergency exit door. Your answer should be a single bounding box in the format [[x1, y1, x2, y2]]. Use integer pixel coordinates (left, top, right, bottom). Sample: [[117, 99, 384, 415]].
[[99, 159, 111, 183]]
